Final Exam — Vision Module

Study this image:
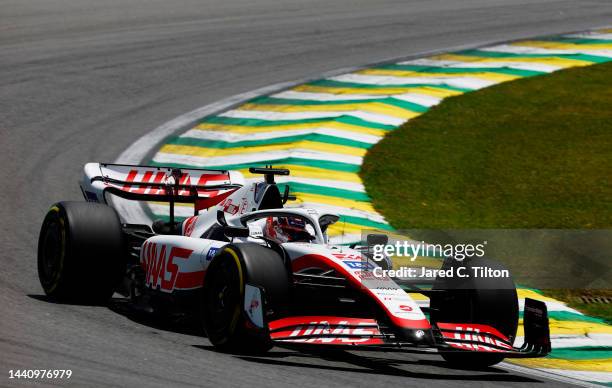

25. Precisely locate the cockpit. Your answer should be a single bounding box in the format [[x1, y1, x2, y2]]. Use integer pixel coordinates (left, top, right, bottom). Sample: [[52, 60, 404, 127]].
[[240, 210, 339, 245]]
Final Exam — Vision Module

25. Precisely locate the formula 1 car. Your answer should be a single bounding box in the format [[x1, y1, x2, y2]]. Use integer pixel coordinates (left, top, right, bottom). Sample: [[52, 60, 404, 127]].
[[37, 163, 551, 367]]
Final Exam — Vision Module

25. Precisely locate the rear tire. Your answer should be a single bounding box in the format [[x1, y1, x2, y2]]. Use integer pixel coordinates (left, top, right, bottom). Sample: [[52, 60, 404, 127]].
[[37, 202, 125, 304], [430, 257, 518, 368], [202, 243, 289, 354]]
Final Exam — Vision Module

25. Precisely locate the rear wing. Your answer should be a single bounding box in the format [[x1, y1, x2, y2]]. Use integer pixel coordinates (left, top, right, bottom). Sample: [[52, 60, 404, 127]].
[[80, 163, 245, 215]]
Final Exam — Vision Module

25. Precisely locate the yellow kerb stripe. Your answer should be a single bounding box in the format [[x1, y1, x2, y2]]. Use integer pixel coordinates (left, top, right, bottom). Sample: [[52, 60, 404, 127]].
[[509, 358, 612, 373], [159, 141, 366, 158], [359, 68, 520, 82], [195, 122, 388, 137], [293, 84, 464, 98], [433, 54, 593, 68], [512, 40, 612, 51], [242, 166, 362, 183], [292, 192, 378, 213], [517, 289, 561, 303], [327, 222, 374, 236], [516, 319, 612, 336], [237, 102, 420, 120]]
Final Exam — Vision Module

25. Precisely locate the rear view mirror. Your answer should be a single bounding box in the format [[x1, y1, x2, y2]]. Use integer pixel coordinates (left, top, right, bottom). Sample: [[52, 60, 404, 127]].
[[282, 185, 297, 204], [367, 233, 389, 246], [217, 210, 228, 226], [224, 226, 250, 238]]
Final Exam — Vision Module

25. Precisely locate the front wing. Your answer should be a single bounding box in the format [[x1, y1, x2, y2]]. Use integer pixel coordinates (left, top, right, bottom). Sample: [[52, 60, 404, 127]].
[[266, 298, 550, 358]]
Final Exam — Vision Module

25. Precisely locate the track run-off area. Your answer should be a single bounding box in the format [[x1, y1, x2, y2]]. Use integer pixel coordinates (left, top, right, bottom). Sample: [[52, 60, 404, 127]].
[[3, 1, 612, 387]]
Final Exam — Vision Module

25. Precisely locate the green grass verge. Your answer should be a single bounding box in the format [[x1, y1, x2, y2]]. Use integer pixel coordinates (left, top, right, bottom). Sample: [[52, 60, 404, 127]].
[[362, 62, 612, 229], [361, 62, 612, 320], [545, 289, 612, 324]]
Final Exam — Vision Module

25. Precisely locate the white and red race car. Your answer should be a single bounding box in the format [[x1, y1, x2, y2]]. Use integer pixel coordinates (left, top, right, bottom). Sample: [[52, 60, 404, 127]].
[[37, 163, 550, 367]]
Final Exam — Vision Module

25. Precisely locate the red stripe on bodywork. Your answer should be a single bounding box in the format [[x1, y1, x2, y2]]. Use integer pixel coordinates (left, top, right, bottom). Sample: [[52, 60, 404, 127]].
[[274, 337, 385, 346], [269, 316, 378, 331], [195, 173, 230, 197], [194, 189, 237, 212], [197, 173, 230, 185], [150, 171, 166, 195], [134, 171, 153, 194], [292, 254, 333, 272], [269, 316, 384, 345], [177, 173, 191, 196], [122, 170, 138, 191], [292, 255, 430, 330], [175, 270, 205, 289], [445, 342, 506, 353], [437, 323, 510, 343], [182, 216, 198, 237], [437, 323, 513, 352]]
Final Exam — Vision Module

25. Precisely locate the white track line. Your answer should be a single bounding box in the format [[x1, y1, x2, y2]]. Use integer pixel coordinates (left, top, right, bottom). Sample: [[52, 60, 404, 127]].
[[500, 362, 605, 388]]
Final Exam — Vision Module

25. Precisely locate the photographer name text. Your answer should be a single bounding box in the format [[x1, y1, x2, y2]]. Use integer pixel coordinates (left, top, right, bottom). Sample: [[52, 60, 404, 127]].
[[373, 266, 509, 279]]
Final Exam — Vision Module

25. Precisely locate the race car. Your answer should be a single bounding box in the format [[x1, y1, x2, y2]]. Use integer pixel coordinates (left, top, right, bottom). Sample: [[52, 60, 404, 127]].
[[37, 163, 551, 367]]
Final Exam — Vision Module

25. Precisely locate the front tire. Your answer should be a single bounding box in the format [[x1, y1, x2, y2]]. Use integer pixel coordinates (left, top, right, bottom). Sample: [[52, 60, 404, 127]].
[[430, 257, 518, 368], [202, 243, 289, 353], [37, 202, 125, 304]]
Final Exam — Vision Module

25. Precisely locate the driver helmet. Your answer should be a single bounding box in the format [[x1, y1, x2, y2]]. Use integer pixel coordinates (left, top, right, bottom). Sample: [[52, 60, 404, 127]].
[[264, 216, 307, 243]]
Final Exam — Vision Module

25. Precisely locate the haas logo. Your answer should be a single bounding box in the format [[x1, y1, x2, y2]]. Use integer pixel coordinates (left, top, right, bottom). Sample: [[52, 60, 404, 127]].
[[288, 321, 378, 344], [442, 325, 513, 352], [141, 242, 193, 291]]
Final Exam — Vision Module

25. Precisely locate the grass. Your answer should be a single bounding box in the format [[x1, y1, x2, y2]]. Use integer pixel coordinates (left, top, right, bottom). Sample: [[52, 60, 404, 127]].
[[545, 289, 612, 324], [362, 62, 612, 229], [361, 61, 612, 320]]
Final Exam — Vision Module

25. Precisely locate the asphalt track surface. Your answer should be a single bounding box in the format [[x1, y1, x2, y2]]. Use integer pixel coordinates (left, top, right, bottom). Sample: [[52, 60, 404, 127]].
[[2, 1, 612, 387]]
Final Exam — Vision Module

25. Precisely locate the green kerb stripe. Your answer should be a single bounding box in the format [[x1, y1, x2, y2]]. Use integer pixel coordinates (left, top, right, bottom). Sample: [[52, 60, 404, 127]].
[[201, 115, 395, 130], [519, 310, 606, 324], [249, 96, 429, 113], [283, 183, 370, 201], [145, 169, 371, 201], [158, 214, 187, 223], [454, 49, 612, 63], [337, 215, 392, 230], [308, 79, 472, 92], [171, 133, 373, 150], [547, 347, 612, 360], [376, 64, 544, 77], [150, 158, 361, 173]]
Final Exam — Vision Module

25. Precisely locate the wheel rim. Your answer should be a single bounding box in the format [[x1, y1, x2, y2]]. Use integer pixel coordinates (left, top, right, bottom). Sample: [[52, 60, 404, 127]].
[[40, 216, 65, 288], [205, 256, 242, 341]]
